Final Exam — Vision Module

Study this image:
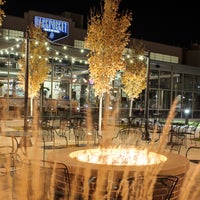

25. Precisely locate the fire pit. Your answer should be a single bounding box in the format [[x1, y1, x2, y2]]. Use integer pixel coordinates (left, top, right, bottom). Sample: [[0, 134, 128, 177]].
[[69, 147, 167, 166], [47, 147, 190, 199]]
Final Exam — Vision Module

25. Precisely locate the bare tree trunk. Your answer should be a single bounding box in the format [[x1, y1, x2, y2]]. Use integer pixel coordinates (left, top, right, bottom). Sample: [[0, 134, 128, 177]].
[[129, 98, 133, 117], [98, 95, 103, 135], [30, 97, 33, 116]]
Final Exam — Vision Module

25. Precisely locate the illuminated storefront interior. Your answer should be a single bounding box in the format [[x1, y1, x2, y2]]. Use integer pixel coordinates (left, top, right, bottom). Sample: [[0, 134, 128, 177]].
[[0, 11, 200, 120]]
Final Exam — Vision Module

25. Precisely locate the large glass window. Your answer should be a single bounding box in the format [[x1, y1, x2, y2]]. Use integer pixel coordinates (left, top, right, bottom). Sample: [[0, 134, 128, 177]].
[[150, 70, 159, 89], [172, 92, 182, 110], [182, 92, 193, 110], [194, 75, 200, 92], [149, 89, 158, 109], [173, 73, 182, 90], [184, 74, 193, 91], [193, 93, 200, 110], [159, 90, 171, 109], [193, 111, 200, 118], [160, 71, 171, 89]]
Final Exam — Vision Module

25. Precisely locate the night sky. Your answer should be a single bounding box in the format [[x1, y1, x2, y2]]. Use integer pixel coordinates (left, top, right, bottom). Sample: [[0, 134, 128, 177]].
[[2, 0, 199, 48]]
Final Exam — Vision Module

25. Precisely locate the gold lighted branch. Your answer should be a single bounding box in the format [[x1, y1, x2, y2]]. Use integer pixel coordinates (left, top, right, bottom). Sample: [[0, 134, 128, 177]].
[[0, 0, 5, 26]]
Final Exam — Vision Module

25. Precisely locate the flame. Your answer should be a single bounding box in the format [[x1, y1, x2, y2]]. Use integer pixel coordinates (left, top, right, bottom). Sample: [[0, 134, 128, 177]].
[[70, 148, 167, 166]]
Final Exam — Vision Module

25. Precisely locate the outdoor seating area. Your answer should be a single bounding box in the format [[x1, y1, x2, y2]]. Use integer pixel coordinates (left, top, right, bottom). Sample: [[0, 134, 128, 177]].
[[0, 117, 200, 199], [0, 115, 101, 156]]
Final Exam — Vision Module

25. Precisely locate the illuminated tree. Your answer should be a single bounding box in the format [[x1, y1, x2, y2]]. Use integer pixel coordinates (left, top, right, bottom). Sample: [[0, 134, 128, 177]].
[[85, 0, 132, 96], [0, 0, 5, 26], [122, 41, 147, 116], [17, 24, 49, 115], [84, 0, 132, 134]]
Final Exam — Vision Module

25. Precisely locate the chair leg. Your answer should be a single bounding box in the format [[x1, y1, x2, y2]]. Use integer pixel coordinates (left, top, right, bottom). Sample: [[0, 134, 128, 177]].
[[75, 136, 79, 146]]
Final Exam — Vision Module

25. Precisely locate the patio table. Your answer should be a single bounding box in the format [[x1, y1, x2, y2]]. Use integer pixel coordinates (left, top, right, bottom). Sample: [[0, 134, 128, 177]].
[[0, 131, 32, 154]]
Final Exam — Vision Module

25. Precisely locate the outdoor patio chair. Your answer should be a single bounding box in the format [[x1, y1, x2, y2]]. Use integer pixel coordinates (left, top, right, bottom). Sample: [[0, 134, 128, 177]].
[[0, 151, 22, 176], [112, 128, 141, 146], [182, 122, 200, 146], [117, 174, 178, 200], [185, 146, 200, 164], [38, 119, 56, 160], [39, 118, 68, 159], [50, 117, 61, 135], [12, 159, 71, 200], [108, 175, 179, 200], [82, 174, 178, 200], [90, 123, 102, 145], [49, 116, 68, 147], [170, 134, 186, 154], [40, 119, 55, 147], [112, 128, 131, 146], [0, 152, 22, 199], [153, 175, 179, 200], [73, 125, 86, 146], [59, 118, 73, 139], [169, 124, 186, 153]]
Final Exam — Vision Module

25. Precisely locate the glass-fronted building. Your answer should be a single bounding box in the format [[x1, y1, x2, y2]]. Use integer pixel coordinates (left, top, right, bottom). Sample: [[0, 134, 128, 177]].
[[0, 10, 200, 120]]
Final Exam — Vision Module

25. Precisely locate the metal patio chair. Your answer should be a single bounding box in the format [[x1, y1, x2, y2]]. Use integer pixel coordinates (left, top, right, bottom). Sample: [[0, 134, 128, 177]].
[[12, 159, 71, 200]]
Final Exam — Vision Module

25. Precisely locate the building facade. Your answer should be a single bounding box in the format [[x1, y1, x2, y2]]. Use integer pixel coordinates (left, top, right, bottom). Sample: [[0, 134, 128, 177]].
[[0, 10, 200, 120]]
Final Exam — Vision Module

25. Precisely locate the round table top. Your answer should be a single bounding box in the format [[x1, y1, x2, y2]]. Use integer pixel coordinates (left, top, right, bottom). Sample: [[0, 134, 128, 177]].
[[0, 131, 32, 137]]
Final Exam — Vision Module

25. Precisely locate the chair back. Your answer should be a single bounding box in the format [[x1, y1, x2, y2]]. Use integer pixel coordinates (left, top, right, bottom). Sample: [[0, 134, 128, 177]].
[[112, 128, 132, 145], [0, 152, 22, 199], [40, 120, 55, 144], [154, 175, 179, 200], [73, 125, 86, 146], [51, 117, 61, 130], [16, 160, 71, 200], [0, 152, 21, 175]]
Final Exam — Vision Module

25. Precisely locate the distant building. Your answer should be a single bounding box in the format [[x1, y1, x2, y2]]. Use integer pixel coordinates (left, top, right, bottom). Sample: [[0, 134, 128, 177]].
[[0, 10, 200, 119]]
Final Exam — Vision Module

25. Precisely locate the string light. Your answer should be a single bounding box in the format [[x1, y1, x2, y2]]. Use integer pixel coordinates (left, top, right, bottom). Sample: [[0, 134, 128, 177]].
[[0, 34, 138, 71], [0, 36, 89, 65]]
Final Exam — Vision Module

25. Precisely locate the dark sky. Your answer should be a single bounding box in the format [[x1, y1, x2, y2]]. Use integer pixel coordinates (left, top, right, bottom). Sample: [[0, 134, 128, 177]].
[[2, 0, 199, 48]]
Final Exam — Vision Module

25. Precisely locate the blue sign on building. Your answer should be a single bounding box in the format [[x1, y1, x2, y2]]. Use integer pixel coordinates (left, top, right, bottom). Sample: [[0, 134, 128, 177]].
[[34, 16, 69, 42]]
